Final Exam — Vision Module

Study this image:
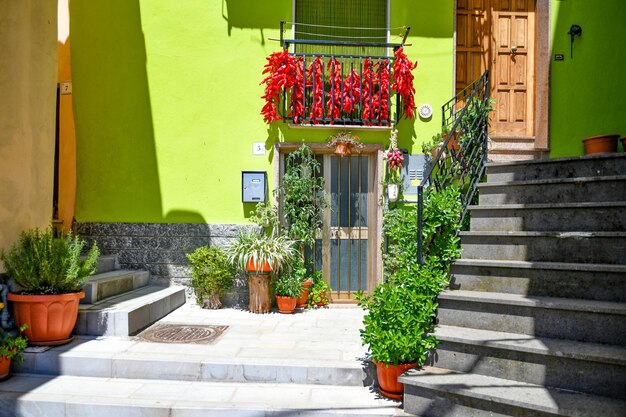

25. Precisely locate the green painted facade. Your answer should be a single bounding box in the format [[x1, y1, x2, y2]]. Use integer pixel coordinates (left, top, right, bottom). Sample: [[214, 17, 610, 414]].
[[70, 1, 624, 225], [550, 0, 626, 157], [70, 0, 454, 225]]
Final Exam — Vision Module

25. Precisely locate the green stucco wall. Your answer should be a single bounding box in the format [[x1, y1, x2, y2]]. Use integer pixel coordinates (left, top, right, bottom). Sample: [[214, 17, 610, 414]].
[[71, 0, 454, 224], [550, 0, 626, 157]]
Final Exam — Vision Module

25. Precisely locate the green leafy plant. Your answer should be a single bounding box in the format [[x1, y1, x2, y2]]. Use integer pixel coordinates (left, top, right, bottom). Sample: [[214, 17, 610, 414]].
[[307, 270, 330, 307], [274, 271, 304, 298], [249, 202, 279, 236], [0, 325, 28, 365], [0, 226, 100, 294], [275, 145, 327, 252], [225, 230, 296, 273], [186, 245, 236, 309], [357, 187, 462, 365]]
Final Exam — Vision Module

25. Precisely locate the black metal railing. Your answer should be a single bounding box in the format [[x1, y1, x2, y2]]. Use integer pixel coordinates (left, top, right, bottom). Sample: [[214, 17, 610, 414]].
[[417, 70, 491, 264]]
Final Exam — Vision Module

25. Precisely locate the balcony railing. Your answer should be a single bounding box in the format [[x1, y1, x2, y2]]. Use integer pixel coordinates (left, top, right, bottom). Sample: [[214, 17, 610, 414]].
[[276, 24, 411, 127]]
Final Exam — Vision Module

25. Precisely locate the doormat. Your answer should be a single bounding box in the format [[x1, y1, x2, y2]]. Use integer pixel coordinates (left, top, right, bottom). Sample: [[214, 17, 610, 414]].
[[136, 323, 229, 345]]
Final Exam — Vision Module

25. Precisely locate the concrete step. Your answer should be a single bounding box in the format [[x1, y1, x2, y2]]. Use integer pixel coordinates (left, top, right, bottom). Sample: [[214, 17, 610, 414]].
[[0, 374, 407, 417], [94, 254, 118, 274], [432, 325, 626, 398], [16, 334, 372, 387], [81, 269, 150, 304], [437, 290, 626, 345], [400, 367, 626, 417], [459, 231, 626, 265], [469, 202, 626, 232], [485, 153, 626, 182], [478, 175, 626, 205], [74, 285, 186, 336], [450, 259, 626, 302]]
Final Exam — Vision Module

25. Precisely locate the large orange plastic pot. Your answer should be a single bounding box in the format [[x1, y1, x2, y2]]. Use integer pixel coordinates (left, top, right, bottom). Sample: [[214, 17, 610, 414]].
[[375, 361, 417, 400], [246, 258, 272, 274], [275, 295, 297, 314], [582, 134, 619, 155], [7, 291, 84, 346]]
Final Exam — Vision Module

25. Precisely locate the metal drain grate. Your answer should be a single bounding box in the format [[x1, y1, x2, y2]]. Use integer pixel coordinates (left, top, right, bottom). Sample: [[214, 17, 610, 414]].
[[136, 323, 229, 345]]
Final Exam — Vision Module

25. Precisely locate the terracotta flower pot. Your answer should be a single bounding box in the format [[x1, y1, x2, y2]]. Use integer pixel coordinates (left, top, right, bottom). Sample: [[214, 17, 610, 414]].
[[0, 356, 11, 381], [582, 134, 619, 155], [7, 291, 84, 346], [276, 295, 297, 314], [375, 361, 417, 400], [296, 280, 312, 308], [246, 258, 272, 274], [334, 142, 352, 157]]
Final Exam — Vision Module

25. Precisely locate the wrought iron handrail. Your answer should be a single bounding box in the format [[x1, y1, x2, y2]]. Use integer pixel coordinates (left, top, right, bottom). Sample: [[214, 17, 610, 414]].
[[417, 70, 491, 265]]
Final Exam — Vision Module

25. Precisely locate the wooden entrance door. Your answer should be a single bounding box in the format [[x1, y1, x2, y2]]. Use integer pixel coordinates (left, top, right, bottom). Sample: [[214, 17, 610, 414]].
[[456, 0, 536, 137]]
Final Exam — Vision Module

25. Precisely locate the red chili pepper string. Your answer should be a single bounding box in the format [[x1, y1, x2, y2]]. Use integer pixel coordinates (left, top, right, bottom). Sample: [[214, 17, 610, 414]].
[[342, 69, 361, 115], [361, 58, 374, 125], [290, 57, 305, 124], [392, 47, 418, 119], [308, 57, 324, 124], [260, 50, 297, 124], [325, 58, 342, 123], [377, 59, 390, 126]]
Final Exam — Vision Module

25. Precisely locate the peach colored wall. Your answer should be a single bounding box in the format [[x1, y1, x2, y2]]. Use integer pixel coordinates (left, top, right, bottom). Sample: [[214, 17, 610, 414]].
[[0, 0, 58, 270]]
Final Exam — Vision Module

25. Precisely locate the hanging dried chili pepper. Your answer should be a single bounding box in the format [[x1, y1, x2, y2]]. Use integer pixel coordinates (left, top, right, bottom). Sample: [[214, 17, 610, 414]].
[[377, 59, 391, 126], [361, 58, 373, 124], [392, 47, 418, 119], [290, 57, 305, 124], [308, 56, 324, 124], [326, 58, 342, 123], [260, 50, 297, 124], [342, 69, 361, 115]]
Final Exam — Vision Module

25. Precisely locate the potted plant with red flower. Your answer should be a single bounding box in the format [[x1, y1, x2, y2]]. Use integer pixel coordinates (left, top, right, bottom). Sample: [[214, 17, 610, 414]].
[[328, 131, 363, 157]]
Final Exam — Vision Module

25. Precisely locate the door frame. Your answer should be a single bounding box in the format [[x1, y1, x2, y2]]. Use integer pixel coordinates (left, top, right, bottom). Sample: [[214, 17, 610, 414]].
[[273, 142, 384, 299], [453, 0, 550, 156]]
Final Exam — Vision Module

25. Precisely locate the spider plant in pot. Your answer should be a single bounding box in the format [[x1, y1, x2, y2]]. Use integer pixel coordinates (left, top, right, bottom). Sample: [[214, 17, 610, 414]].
[[0, 226, 100, 346]]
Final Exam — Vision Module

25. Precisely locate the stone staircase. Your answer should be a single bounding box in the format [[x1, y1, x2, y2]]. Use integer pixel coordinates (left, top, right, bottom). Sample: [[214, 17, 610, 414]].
[[488, 136, 548, 162], [401, 153, 626, 416], [75, 254, 186, 336]]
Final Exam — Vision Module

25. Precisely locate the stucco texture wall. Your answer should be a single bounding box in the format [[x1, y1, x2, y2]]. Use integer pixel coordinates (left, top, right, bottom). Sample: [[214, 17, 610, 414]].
[[550, 0, 626, 157], [0, 0, 58, 268], [70, 0, 454, 225]]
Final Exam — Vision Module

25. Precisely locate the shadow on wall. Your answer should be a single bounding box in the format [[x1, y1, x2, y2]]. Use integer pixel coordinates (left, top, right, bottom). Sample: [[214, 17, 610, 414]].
[[222, 0, 289, 40]]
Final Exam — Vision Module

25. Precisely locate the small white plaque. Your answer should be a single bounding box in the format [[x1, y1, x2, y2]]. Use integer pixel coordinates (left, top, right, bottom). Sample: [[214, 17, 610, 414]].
[[252, 142, 266, 155], [60, 81, 72, 95], [418, 104, 433, 119]]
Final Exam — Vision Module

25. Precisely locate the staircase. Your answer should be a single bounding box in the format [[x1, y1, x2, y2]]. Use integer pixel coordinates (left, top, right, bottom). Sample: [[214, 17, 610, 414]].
[[401, 153, 626, 416], [76, 254, 186, 336]]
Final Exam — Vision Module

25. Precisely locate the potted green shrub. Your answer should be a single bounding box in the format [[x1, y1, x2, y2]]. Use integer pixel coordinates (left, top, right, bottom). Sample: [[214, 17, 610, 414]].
[[0, 226, 99, 346], [0, 325, 28, 381], [273, 271, 303, 314], [225, 230, 296, 313], [308, 271, 331, 307], [186, 245, 236, 309]]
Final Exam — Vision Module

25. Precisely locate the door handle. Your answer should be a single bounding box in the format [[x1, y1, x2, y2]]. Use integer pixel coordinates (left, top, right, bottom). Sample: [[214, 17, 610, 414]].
[[510, 45, 518, 56]]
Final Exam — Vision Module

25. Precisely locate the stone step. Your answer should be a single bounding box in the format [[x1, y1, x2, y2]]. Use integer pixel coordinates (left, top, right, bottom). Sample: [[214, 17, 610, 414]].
[[468, 202, 626, 232], [432, 325, 626, 398], [0, 375, 407, 417], [437, 290, 626, 345], [400, 367, 626, 417], [81, 269, 150, 304], [94, 254, 118, 274], [74, 285, 186, 337], [450, 259, 626, 302], [16, 334, 372, 387], [485, 153, 626, 182], [478, 175, 626, 205], [459, 231, 626, 265]]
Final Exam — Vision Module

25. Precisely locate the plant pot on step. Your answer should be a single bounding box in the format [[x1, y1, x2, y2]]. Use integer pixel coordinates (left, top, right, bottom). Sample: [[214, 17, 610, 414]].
[[375, 361, 417, 400], [620, 137, 626, 152], [0, 356, 11, 381], [582, 134, 619, 155], [296, 280, 312, 308], [7, 291, 84, 346], [276, 295, 297, 314]]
